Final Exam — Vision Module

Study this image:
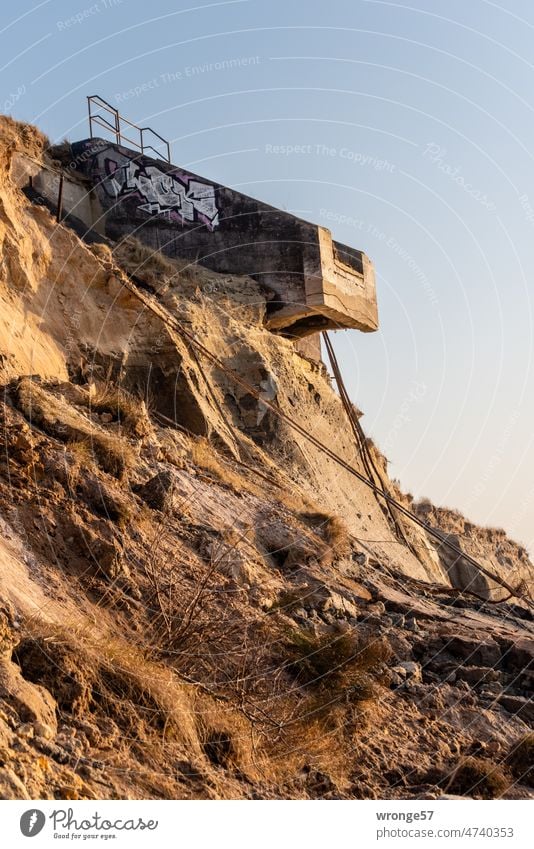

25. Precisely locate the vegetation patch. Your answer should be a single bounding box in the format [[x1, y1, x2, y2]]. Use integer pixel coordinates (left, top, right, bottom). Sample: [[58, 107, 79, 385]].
[[13, 622, 199, 749], [111, 235, 192, 293], [301, 511, 351, 558], [190, 436, 263, 499], [445, 757, 509, 799], [14, 378, 135, 478], [286, 629, 391, 705], [506, 733, 534, 788], [89, 382, 150, 437]]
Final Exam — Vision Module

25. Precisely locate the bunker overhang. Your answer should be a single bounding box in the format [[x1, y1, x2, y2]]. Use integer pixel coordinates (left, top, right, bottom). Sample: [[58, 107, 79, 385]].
[[63, 138, 378, 337]]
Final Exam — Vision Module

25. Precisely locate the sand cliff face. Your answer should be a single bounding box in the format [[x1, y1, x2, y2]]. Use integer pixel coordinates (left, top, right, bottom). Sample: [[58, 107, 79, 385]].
[[0, 116, 532, 801]]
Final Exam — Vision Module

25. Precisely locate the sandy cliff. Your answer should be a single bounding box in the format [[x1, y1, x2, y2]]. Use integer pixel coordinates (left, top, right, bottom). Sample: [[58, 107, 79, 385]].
[[0, 116, 532, 800]]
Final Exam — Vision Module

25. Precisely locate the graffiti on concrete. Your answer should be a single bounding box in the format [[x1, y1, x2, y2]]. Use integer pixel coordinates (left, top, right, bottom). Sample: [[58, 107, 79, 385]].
[[95, 148, 219, 230]]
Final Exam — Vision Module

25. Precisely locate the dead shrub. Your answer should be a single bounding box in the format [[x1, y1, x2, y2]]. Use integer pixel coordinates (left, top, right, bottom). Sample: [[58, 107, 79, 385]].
[[445, 757, 509, 799], [47, 140, 73, 168], [506, 733, 534, 787], [285, 629, 391, 703]]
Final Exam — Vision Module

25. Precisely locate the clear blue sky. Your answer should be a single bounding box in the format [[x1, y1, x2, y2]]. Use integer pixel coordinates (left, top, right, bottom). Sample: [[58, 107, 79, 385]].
[[3, 0, 534, 550]]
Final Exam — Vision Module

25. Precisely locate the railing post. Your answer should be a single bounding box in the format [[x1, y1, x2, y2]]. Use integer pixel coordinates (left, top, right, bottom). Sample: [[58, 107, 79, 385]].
[[87, 96, 93, 138], [56, 174, 64, 223]]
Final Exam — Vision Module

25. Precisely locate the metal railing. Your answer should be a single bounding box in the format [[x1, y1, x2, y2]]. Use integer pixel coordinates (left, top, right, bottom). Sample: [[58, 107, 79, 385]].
[[87, 95, 171, 163]]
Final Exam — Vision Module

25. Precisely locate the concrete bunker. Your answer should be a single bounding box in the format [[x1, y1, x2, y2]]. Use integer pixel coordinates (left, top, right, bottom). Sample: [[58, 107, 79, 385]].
[[12, 97, 379, 357], [64, 136, 378, 346]]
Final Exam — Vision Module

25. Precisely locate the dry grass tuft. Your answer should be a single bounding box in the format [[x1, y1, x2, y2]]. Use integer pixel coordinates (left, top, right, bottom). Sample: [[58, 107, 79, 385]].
[[87, 242, 113, 263], [445, 757, 509, 799], [190, 437, 262, 499], [301, 511, 351, 557], [195, 705, 259, 778], [112, 236, 192, 292], [14, 378, 135, 478], [0, 115, 49, 160], [87, 432, 135, 479], [89, 382, 150, 437], [15, 618, 261, 785], [65, 440, 94, 490], [506, 733, 534, 788], [286, 629, 391, 703], [16, 620, 201, 752]]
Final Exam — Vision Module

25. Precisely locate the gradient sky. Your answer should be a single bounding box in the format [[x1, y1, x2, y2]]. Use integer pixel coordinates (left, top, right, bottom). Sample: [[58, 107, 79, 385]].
[[3, 0, 534, 550]]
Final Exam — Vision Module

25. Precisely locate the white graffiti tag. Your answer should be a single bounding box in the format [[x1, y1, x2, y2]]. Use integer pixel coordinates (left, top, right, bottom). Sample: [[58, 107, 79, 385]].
[[99, 152, 219, 230]]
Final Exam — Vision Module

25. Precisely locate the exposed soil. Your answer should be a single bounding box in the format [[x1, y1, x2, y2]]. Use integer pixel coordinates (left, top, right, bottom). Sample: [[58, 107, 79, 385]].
[[0, 116, 532, 801]]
